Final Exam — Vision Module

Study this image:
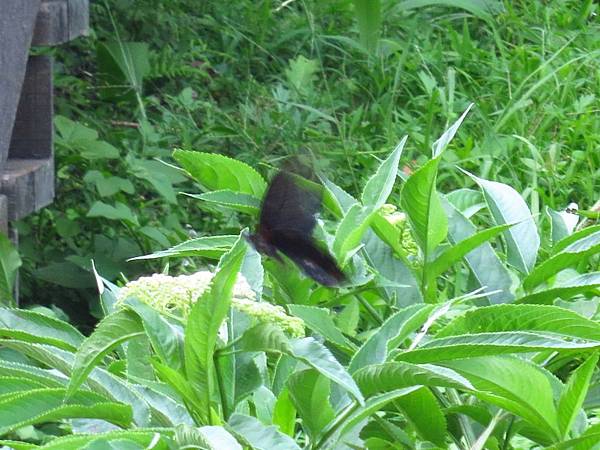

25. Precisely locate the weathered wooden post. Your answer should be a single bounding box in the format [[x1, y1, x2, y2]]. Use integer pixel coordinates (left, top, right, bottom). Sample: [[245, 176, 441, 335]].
[[0, 0, 89, 299]]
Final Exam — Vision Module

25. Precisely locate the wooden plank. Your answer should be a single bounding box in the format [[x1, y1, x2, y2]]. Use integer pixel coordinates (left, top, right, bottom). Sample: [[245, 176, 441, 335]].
[[32, 0, 89, 46], [0, 196, 8, 236], [0, 0, 42, 165], [8, 56, 53, 160], [0, 158, 54, 221]]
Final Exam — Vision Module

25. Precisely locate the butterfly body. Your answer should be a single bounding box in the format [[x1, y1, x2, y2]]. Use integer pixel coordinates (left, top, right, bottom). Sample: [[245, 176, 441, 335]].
[[248, 171, 345, 287]]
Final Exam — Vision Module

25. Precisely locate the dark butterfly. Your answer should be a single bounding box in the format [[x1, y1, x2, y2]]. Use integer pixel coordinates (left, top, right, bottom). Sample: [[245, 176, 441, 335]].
[[247, 169, 346, 287]]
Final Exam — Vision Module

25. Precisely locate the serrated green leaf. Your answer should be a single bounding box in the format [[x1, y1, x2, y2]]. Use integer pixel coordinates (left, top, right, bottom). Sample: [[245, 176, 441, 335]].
[[184, 234, 247, 423], [354, 362, 474, 396], [333, 204, 377, 265], [0, 308, 84, 351], [400, 156, 447, 258], [523, 230, 600, 291], [516, 272, 600, 305], [349, 304, 434, 373], [398, 331, 600, 364], [187, 190, 261, 214], [174, 150, 266, 197], [175, 424, 242, 450], [437, 304, 600, 340], [557, 353, 599, 437], [442, 356, 560, 439], [67, 309, 145, 398], [0, 388, 132, 435], [288, 305, 355, 351], [129, 235, 238, 261], [361, 137, 405, 208], [428, 222, 513, 279], [229, 413, 302, 450]]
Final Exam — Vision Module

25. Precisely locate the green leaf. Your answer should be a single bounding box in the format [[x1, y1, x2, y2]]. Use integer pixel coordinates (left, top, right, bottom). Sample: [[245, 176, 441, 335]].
[[324, 387, 422, 448], [523, 230, 600, 291], [187, 190, 261, 214], [290, 337, 364, 405], [398, 331, 600, 364], [557, 353, 599, 437], [123, 298, 184, 370], [333, 204, 377, 265], [285, 55, 318, 94], [400, 156, 447, 258], [236, 323, 292, 354], [428, 222, 514, 279], [442, 356, 560, 438], [287, 369, 335, 442], [67, 309, 145, 398], [288, 305, 355, 351], [80, 140, 120, 160], [446, 188, 485, 218], [0, 308, 84, 351], [96, 41, 150, 100], [442, 197, 514, 304], [362, 230, 423, 307], [546, 423, 600, 450], [516, 272, 600, 305], [393, 387, 447, 446], [272, 388, 296, 437], [228, 413, 302, 450], [354, 362, 474, 396], [361, 137, 406, 209], [235, 325, 364, 404], [352, 0, 381, 53], [466, 171, 540, 274], [129, 235, 238, 261], [0, 234, 20, 306], [438, 304, 600, 340], [87, 201, 139, 226], [174, 150, 266, 197], [349, 304, 434, 373], [175, 424, 242, 450], [552, 225, 600, 255], [10, 430, 172, 450], [432, 104, 473, 157], [184, 234, 247, 423], [0, 388, 132, 435]]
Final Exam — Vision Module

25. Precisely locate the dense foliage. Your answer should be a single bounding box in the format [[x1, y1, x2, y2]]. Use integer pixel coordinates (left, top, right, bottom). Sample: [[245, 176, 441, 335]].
[[0, 0, 598, 448]]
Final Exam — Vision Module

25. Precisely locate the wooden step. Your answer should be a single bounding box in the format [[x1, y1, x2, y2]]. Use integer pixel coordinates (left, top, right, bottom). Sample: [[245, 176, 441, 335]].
[[32, 0, 89, 46], [1, 158, 54, 221]]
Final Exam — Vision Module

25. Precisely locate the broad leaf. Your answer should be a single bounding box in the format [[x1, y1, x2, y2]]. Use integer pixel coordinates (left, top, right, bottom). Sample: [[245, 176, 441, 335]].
[[349, 304, 434, 373], [228, 413, 302, 450], [67, 309, 145, 398], [443, 198, 514, 304], [174, 150, 266, 197], [466, 172, 540, 274], [186, 190, 261, 215], [523, 230, 600, 291], [130, 235, 238, 261], [516, 272, 600, 305], [557, 353, 599, 438], [361, 136, 406, 208], [400, 156, 447, 258], [184, 234, 247, 423]]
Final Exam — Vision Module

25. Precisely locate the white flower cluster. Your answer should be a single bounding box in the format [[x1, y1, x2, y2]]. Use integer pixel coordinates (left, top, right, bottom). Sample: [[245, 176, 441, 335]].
[[117, 271, 304, 337]]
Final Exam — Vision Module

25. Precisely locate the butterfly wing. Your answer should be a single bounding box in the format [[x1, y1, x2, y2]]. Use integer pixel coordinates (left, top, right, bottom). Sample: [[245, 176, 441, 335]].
[[271, 231, 346, 287], [258, 171, 321, 236]]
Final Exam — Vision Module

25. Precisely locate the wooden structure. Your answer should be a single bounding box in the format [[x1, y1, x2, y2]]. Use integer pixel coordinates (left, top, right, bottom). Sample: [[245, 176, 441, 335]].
[[0, 0, 88, 234]]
